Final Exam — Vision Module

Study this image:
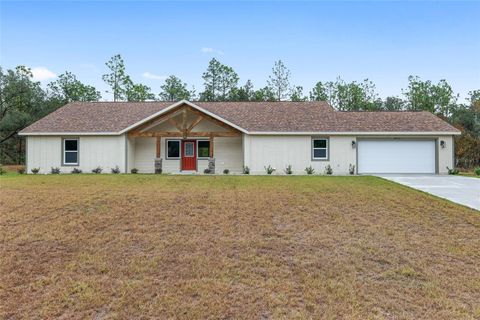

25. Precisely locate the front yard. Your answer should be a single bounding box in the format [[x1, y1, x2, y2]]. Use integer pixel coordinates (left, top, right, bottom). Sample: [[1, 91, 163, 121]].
[[0, 175, 479, 319]]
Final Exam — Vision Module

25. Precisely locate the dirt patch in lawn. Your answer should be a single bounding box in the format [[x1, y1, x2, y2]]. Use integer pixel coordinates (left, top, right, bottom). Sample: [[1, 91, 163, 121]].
[[1, 175, 479, 319]]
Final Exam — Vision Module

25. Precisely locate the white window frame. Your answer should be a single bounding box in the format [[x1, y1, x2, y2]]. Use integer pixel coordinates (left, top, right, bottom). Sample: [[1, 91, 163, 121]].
[[312, 137, 329, 161], [165, 139, 181, 159], [63, 138, 79, 166], [196, 139, 210, 159]]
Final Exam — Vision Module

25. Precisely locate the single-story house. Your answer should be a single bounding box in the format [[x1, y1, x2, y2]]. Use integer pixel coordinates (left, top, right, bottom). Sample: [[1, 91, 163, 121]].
[[19, 100, 460, 175]]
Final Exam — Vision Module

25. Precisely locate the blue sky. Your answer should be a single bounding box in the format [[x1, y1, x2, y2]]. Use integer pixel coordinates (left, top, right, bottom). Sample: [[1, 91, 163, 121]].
[[1, 1, 479, 101]]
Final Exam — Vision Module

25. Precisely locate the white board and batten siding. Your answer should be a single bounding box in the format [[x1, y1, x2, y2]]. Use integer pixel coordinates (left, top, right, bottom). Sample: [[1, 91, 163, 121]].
[[26, 135, 127, 174], [243, 135, 356, 175]]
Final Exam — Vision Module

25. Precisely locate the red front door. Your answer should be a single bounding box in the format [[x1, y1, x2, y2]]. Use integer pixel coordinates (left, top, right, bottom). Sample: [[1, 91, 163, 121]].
[[181, 140, 196, 171]]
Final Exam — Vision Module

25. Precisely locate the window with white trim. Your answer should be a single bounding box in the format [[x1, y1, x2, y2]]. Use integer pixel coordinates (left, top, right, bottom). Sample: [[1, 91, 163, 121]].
[[166, 140, 180, 159], [63, 139, 79, 165], [197, 140, 210, 158], [312, 138, 328, 160]]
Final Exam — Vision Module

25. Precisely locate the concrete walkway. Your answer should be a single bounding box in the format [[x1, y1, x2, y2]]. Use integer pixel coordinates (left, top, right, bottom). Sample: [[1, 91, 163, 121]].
[[377, 174, 480, 211]]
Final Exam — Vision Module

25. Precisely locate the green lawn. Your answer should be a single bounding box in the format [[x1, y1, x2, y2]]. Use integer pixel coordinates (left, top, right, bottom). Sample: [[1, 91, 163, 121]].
[[1, 174, 479, 319]]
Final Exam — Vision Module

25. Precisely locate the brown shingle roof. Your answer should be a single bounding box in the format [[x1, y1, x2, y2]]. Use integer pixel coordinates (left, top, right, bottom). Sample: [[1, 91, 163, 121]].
[[20, 101, 460, 134]]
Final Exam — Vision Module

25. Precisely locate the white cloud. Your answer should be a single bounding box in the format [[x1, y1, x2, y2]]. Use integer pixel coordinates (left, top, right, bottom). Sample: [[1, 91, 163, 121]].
[[31, 67, 57, 81], [142, 72, 167, 80], [200, 47, 224, 55]]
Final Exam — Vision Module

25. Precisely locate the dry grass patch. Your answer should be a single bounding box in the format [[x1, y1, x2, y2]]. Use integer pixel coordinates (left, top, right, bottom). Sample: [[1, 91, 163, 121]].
[[1, 175, 479, 319]]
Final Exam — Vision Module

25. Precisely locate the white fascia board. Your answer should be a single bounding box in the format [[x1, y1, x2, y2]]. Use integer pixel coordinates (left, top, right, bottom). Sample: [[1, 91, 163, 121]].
[[119, 100, 249, 134], [246, 131, 462, 136], [18, 132, 120, 136]]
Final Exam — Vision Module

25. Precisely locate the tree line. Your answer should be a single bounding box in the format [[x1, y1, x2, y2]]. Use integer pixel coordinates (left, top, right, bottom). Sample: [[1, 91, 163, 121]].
[[0, 54, 478, 167]]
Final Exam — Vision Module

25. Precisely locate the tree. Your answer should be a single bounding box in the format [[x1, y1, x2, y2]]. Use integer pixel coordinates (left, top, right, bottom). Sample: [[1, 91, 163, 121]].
[[309, 82, 329, 101], [403, 76, 458, 117], [267, 60, 291, 101], [229, 80, 255, 101], [200, 58, 239, 101], [383, 96, 405, 111], [159, 75, 191, 101], [290, 86, 307, 101], [253, 86, 276, 102], [102, 54, 129, 101], [0, 66, 60, 164], [125, 77, 155, 102], [311, 78, 381, 111], [48, 71, 101, 103]]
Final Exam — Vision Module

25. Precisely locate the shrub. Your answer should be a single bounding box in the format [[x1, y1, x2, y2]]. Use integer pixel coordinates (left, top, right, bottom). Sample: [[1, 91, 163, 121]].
[[71, 168, 82, 174], [31, 167, 40, 174], [284, 164, 293, 175], [243, 166, 250, 175], [0, 166, 5, 175], [447, 166, 459, 175], [349, 164, 355, 175], [204, 168, 211, 174], [325, 165, 333, 175], [305, 165, 315, 175], [111, 166, 121, 174], [264, 165, 275, 175], [131, 168, 139, 174], [223, 168, 230, 175], [475, 167, 480, 176], [92, 166, 103, 174], [50, 167, 61, 174], [17, 166, 26, 174]]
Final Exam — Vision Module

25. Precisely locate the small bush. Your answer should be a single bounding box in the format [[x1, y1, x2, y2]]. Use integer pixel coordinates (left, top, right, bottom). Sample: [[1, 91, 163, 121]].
[[92, 166, 103, 174], [325, 165, 333, 175], [474, 167, 480, 176], [50, 167, 61, 174], [305, 165, 315, 175], [447, 166, 459, 175], [243, 166, 250, 175], [31, 167, 40, 174], [223, 168, 230, 175], [71, 168, 82, 174], [111, 166, 121, 174], [131, 168, 139, 174], [264, 165, 275, 175], [17, 166, 26, 174], [204, 168, 211, 174], [284, 164, 293, 175], [349, 164, 355, 175], [0, 166, 5, 175]]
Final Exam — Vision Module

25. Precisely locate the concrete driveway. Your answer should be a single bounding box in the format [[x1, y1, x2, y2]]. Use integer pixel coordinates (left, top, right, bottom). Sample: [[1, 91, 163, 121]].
[[377, 174, 480, 211]]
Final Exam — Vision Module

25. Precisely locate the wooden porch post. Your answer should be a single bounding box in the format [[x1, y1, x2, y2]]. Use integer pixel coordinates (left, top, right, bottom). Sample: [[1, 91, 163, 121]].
[[156, 137, 161, 158], [209, 135, 214, 158]]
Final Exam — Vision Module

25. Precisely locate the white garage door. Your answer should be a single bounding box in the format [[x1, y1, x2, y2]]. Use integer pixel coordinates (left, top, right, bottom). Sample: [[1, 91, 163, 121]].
[[358, 140, 436, 174]]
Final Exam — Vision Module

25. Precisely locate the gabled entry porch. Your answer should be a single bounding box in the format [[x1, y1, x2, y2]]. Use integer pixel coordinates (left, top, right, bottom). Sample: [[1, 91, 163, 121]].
[[127, 103, 244, 173]]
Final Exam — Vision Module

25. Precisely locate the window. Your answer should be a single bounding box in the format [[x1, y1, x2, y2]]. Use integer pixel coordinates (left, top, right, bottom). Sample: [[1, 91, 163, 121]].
[[312, 138, 328, 160], [197, 140, 210, 158], [184, 142, 194, 157], [166, 140, 180, 159], [63, 138, 79, 165]]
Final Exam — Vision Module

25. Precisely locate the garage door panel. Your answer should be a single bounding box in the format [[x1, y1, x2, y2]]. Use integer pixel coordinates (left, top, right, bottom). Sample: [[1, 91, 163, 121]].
[[358, 140, 436, 174]]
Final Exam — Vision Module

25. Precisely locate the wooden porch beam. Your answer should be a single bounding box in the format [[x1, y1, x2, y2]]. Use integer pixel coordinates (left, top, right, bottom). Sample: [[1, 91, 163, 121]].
[[187, 115, 204, 133], [128, 131, 241, 138], [186, 106, 240, 133], [209, 135, 214, 158], [168, 118, 183, 132], [138, 108, 184, 133], [156, 137, 160, 158]]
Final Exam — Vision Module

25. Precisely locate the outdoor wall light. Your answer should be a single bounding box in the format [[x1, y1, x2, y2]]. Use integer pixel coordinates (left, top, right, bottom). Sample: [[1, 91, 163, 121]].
[[352, 140, 356, 148], [440, 140, 446, 149]]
